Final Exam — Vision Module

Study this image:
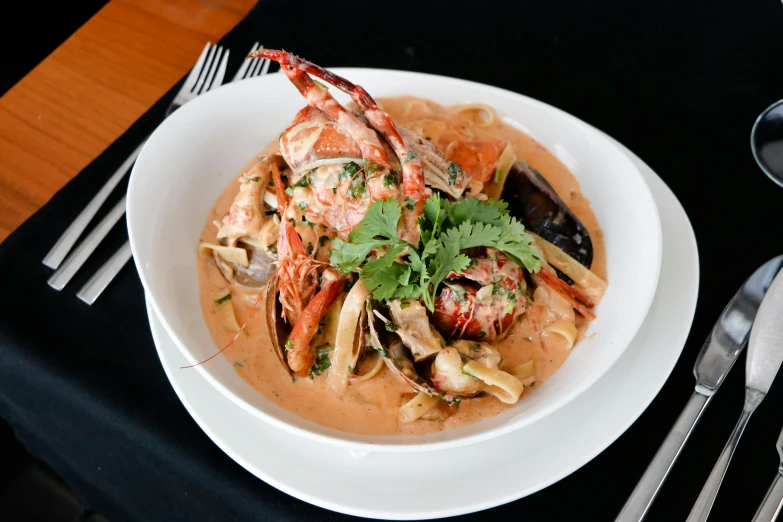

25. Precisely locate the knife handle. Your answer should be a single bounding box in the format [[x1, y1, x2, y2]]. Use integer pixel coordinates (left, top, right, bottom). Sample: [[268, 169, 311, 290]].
[[615, 390, 712, 522], [753, 470, 783, 522]]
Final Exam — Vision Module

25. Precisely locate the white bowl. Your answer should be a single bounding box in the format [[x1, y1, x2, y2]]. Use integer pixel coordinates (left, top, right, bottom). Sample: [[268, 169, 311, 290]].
[[128, 69, 661, 453]]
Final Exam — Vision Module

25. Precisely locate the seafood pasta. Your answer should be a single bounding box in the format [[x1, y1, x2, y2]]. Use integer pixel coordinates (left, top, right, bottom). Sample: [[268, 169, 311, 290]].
[[197, 50, 607, 435]]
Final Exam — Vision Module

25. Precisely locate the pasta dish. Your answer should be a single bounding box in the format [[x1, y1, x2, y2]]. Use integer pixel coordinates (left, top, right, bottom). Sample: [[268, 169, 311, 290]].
[[196, 50, 607, 435]]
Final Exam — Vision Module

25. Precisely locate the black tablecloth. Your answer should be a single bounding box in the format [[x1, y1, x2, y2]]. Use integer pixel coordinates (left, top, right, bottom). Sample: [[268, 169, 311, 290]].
[[2, 1, 783, 520]]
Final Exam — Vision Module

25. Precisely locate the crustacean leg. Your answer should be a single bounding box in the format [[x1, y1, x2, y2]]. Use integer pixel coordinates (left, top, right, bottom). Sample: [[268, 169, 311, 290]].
[[536, 267, 595, 320], [251, 49, 394, 204], [248, 50, 427, 209], [270, 163, 317, 325], [266, 58, 391, 170], [268, 163, 346, 374], [286, 269, 345, 375]]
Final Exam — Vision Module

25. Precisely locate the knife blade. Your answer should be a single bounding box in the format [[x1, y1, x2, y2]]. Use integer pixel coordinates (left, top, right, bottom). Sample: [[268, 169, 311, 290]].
[[616, 255, 783, 522], [688, 267, 783, 521]]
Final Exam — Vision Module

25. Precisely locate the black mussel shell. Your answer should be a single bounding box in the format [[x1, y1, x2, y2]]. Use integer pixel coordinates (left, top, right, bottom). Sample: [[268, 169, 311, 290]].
[[501, 161, 593, 268], [265, 272, 292, 374]]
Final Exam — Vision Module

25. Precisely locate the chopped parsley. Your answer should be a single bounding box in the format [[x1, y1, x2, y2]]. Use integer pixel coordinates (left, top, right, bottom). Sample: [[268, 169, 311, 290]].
[[340, 161, 361, 180], [215, 293, 232, 305], [347, 176, 366, 200], [329, 194, 541, 310], [309, 345, 333, 378], [247, 177, 260, 182], [383, 173, 397, 188], [447, 162, 463, 186], [364, 160, 384, 176], [292, 175, 310, 188], [298, 201, 308, 210], [404, 197, 416, 211], [402, 150, 418, 163]]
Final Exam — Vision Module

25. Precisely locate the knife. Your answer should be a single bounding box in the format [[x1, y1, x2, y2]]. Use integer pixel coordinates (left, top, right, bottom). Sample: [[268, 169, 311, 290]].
[[752, 425, 783, 522], [616, 255, 783, 522], [688, 268, 783, 521]]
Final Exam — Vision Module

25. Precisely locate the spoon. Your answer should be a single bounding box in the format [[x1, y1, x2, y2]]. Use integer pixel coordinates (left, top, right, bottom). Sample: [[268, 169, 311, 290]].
[[751, 99, 783, 187], [751, 424, 783, 522], [687, 270, 783, 521]]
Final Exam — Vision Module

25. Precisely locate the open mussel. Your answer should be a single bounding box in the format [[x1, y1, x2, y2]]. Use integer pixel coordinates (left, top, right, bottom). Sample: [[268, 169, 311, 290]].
[[213, 240, 276, 289], [501, 160, 593, 268], [366, 301, 440, 396], [265, 272, 292, 374]]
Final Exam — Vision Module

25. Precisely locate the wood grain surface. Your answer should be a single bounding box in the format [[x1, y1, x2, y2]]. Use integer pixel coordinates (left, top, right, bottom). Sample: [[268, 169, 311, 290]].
[[0, 0, 256, 241]]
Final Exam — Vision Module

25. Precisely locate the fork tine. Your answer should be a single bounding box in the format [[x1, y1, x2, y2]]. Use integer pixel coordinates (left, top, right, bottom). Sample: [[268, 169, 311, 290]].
[[182, 42, 211, 92], [209, 48, 229, 89], [233, 42, 260, 82], [200, 46, 222, 93], [247, 58, 262, 78], [259, 58, 271, 76], [193, 45, 217, 93]]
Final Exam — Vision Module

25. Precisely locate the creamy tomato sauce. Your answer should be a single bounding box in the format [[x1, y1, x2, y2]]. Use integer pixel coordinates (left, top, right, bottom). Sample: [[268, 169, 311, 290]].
[[197, 96, 606, 435]]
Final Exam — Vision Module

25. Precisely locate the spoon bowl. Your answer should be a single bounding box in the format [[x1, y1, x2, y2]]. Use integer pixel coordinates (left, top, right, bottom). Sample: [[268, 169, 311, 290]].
[[751, 99, 783, 187]]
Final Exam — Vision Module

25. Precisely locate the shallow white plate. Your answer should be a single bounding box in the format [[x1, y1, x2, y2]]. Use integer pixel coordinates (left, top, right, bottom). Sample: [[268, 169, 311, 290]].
[[146, 139, 697, 519], [129, 69, 662, 451]]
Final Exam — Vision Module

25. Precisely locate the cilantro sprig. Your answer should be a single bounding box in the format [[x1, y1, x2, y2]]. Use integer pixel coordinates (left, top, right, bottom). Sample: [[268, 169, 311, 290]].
[[329, 194, 541, 311]]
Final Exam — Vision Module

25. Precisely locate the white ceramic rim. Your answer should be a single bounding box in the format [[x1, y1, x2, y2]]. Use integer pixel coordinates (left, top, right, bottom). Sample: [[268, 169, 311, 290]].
[[128, 68, 663, 453]]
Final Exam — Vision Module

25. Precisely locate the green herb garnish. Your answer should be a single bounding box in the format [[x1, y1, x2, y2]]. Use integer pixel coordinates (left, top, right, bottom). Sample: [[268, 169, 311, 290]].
[[340, 161, 361, 180], [347, 175, 366, 200], [447, 162, 463, 186], [215, 293, 232, 305], [364, 160, 384, 176], [329, 195, 541, 311], [309, 345, 333, 378], [309, 357, 331, 378], [292, 175, 310, 188]]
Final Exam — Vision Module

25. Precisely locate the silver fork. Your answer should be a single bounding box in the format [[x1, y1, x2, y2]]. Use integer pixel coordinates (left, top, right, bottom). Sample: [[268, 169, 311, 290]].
[[74, 43, 271, 305], [46, 43, 229, 290]]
